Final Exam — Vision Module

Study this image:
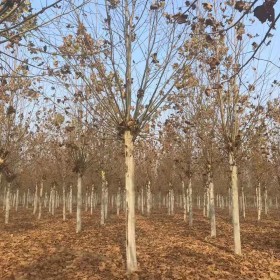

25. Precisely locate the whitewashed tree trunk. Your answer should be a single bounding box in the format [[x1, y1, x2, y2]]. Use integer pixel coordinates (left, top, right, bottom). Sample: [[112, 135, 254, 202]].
[[188, 178, 193, 227], [203, 191, 206, 217], [63, 182, 66, 221], [51, 188, 55, 215], [76, 173, 82, 233], [182, 181, 187, 222], [168, 188, 175, 215], [186, 187, 190, 213], [101, 171, 106, 225], [146, 181, 151, 216], [124, 130, 137, 273], [230, 152, 241, 255], [26, 188, 30, 209], [264, 187, 268, 216], [104, 181, 108, 220], [172, 189, 175, 214], [90, 186, 94, 215], [38, 181, 44, 220], [44, 191, 48, 208], [209, 181, 216, 237], [167, 191, 171, 215], [5, 183, 11, 224], [69, 185, 73, 214], [257, 183, 261, 221], [48, 190, 52, 213], [56, 191, 59, 208], [158, 191, 162, 209], [12, 192, 16, 208], [141, 186, 144, 215], [206, 187, 210, 218], [117, 186, 121, 216], [85, 191, 88, 212], [2, 186, 6, 210], [15, 188, 19, 212], [33, 184, 38, 215], [23, 192, 26, 208]]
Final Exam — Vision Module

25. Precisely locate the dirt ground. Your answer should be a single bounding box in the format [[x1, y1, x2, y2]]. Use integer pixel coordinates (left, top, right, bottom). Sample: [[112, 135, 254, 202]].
[[0, 208, 279, 280]]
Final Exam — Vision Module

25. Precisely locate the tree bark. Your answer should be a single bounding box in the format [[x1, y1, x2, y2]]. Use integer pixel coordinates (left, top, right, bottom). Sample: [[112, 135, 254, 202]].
[[229, 152, 241, 255], [90, 186, 94, 215], [38, 181, 43, 220], [104, 181, 108, 220], [257, 183, 261, 221], [209, 181, 216, 237], [117, 186, 121, 216], [33, 184, 38, 215], [26, 188, 30, 209], [124, 130, 137, 273], [69, 185, 73, 214], [15, 188, 19, 212], [182, 181, 187, 222], [63, 181, 66, 221], [264, 187, 268, 216], [188, 178, 193, 227], [147, 181, 151, 216], [51, 188, 55, 215], [5, 183, 11, 224], [101, 171, 106, 225], [76, 173, 82, 233]]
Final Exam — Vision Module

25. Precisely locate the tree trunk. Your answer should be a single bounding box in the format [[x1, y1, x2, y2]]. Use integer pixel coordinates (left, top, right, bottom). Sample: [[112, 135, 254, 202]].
[[182, 181, 187, 222], [257, 183, 261, 221], [209, 181, 216, 237], [101, 171, 106, 225], [104, 182, 108, 220], [229, 152, 241, 255], [15, 188, 19, 212], [5, 183, 11, 224], [48, 190, 52, 213], [206, 187, 210, 218], [124, 130, 137, 273], [51, 188, 55, 215], [188, 178, 193, 227], [168, 191, 171, 215], [117, 186, 121, 216], [76, 173, 82, 233], [264, 187, 268, 216], [63, 182, 66, 221], [170, 189, 174, 215], [147, 181, 151, 216], [203, 191, 206, 217], [33, 184, 38, 215], [69, 185, 73, 214], [186, 186, 190, 213], [26, 188, 30, 209], [38, 181, 43, 220], [90, 186, 94, 215]]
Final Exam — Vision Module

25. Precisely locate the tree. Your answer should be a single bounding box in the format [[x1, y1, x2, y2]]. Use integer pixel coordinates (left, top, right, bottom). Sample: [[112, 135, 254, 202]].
[[45, 0, 199, 273]]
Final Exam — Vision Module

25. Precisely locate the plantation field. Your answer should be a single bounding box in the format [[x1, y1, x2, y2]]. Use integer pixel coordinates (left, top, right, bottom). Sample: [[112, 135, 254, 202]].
[[0, 209, 279, 280]]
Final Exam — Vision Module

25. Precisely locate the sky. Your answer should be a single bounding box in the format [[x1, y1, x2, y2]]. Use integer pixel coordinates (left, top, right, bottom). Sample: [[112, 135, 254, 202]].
[[28, 0, 280, 124]]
